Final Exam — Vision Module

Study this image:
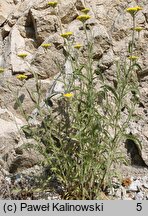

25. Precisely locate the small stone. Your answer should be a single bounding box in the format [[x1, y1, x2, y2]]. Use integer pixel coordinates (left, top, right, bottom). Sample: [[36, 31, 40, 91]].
[[142, 176, 148, 188], [142, 176, 148, 181], [123, 197, 133, 200], [143, 183, 148, 189], [5, 177, 11, 184], [112, 177, 120, 188], [14, 174, 22, 184], [1, 168, 9, 176], [121, 186, 127, 200], [107, 187, 115, 196], [115, 188, 122, 199], [135, 192, 144, 200], [128, 180, 142, 192]]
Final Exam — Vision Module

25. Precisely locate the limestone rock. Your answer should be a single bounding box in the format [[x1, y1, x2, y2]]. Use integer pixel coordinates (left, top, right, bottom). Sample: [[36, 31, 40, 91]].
[[0, 107, 44, 173], [8, 26, 29, 73], [0, 0, 15, 26], [58, 1, 78, 24], [31, 38, 65, 78], [29, 8, 60, 45], [0, 108, 24, 170]]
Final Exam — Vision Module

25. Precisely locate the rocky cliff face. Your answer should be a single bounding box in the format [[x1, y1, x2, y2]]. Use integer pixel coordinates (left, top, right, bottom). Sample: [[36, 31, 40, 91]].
[[0, 0, 148, 184]]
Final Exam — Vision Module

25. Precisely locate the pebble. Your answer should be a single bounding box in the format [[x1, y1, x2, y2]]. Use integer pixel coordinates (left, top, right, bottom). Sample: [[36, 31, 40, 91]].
[[134, 191, 144, 200], [5, 177, 11, 185], [115, 188, 122, 198], [128, 180, 142, 192]]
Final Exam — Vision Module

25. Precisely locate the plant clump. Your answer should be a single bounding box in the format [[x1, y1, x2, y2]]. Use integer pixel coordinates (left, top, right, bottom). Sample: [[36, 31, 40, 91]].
[[15, 4, 143, 200]]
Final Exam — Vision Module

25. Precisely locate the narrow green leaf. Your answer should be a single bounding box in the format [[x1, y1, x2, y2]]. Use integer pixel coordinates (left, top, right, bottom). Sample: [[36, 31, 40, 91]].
[[124, 134, 142, 150], [26, 88, 36, 103], [103, 84, 119, 101]]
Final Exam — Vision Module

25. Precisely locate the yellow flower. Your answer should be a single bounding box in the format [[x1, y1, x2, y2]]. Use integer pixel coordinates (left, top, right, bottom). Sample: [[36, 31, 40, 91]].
[[0, 67, 5, 73], [47, 1, 58, 7], [63, 93, 73, 98], [128, 56, 139, 61], [74, 44, 83, 49], [135, 6, 143, 11], [126, 6, 142, 15], [60, 32, 73, 39], [17, 53, 28, 58], [41, 43, 52, 48], [134, 27, 143, 32], [77, 15, 91, 22], [16, 74, 28, 81], [81, 8, 90, 14]]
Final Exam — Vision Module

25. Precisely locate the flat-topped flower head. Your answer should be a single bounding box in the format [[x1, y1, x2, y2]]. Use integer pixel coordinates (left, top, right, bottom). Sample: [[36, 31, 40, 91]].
[[41, 43, 52, 48], [0, 67, 5, 73], [81, 8, 90, 14], [128, 56, 139, 61], [47, 1, 58, 7], [126, 6, 142, 16], [16, 74, 28, 81], [63, 93, 73, 98], [77, 14, 91, 22], [74, 44, 83, 49], [61, 32, 73, 39], [17, 53, 28, 58], [134, 27, 143, 32]]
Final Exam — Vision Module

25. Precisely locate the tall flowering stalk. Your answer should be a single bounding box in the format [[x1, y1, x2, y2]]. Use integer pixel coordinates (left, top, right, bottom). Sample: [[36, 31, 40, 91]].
[[126, 6, 142, 68]]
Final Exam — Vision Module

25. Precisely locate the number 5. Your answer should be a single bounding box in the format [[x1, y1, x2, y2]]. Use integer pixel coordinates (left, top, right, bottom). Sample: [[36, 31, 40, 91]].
[[136, 203, 142, 211]]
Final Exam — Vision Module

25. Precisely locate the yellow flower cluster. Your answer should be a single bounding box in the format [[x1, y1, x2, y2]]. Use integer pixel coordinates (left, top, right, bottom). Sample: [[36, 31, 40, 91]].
[[126, 6, 142, 16], [0, 67, 5, 73], [61, 32, 73, 38], [63, 93, 73, 98], [74, 44, 83, 49], [47, 1, 58, 7], [41, 43, 52, 48], [77, 14, 91, 22], [16, 74, 28, 81], [17, 53, 28, 58], [128, 56, 139, 61]]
